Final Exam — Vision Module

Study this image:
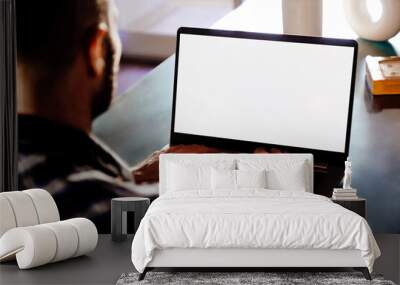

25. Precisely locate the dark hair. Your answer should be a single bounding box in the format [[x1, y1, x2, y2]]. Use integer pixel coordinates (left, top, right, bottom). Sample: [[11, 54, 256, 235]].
[[16, 0, 108, 75]]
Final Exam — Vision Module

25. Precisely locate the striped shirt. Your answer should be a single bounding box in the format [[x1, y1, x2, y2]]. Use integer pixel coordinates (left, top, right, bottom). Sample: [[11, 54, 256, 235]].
[[18, 115, 147, 233]]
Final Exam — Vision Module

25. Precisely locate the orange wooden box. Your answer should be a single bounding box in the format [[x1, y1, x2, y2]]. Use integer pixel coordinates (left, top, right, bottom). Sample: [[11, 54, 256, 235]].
[[365, 56, 400, 95]]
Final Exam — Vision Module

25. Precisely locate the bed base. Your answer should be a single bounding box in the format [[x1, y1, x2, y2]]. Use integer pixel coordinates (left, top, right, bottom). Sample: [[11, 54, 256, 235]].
[[354, 267, 372, 280], [138, 267, 371, 281], [138, 248, 372, 281]]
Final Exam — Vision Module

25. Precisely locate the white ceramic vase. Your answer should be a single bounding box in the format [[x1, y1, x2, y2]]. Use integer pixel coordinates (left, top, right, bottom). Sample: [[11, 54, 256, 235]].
[[343, 0, 400, 41]]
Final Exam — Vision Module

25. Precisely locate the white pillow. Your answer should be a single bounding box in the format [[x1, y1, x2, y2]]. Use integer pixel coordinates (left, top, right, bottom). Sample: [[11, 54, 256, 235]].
[[211, 169, 268, 190], [166, 160, 235, 192], [236, 169, 267, 189], [211, 169, 236, 190], [237, 159, 308, 191], [167, 163, 210, 191], [267, 166, 307, 191]]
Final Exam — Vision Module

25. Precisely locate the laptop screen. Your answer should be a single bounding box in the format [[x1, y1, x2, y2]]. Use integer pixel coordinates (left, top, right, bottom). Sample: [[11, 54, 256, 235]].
[[171, 28, 357, 160]]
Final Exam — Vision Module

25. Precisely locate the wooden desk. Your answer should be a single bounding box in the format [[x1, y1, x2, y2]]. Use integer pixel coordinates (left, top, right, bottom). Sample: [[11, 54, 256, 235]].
[[93, 0, 400, 233]]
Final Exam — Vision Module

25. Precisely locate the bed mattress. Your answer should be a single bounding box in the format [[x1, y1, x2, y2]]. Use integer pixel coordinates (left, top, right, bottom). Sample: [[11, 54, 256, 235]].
[[131, 190, 380, 273]]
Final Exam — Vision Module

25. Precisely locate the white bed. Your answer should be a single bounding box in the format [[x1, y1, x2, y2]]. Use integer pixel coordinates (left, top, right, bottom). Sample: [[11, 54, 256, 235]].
[[131, 154, 380, 280]]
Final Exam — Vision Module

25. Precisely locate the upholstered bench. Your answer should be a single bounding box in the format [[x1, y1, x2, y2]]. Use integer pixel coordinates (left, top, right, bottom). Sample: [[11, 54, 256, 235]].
[[0, 189, 98, 269]]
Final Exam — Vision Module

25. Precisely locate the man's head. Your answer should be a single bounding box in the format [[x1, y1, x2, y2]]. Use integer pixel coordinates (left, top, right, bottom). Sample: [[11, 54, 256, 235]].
[[16, 0, 122, 128]]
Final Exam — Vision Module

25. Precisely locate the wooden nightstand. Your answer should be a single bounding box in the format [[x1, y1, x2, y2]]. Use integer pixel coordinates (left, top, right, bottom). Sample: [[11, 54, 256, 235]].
[[331, 198, 366, 218]]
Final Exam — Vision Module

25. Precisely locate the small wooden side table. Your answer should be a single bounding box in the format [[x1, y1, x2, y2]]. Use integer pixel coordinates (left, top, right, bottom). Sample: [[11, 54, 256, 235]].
[[111, 197, 150, 242], [331, 198, 366, 218]]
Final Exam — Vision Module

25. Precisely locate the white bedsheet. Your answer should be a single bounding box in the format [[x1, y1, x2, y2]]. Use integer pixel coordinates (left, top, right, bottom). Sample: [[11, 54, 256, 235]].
[[131, 190, 380, 273]]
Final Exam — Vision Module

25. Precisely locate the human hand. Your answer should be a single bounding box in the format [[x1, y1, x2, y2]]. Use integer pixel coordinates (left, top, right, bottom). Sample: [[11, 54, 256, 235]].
[[132, 144, 221, 184]]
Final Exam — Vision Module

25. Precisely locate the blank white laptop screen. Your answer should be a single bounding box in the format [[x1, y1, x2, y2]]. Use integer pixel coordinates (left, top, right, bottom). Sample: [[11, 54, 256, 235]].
[[173, 30, 356, 153]]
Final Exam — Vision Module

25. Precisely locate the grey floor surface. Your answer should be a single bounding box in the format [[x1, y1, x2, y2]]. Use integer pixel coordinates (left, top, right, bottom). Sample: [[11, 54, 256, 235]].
[[0, 234, 399, 285], [0, 235, 134, 285]]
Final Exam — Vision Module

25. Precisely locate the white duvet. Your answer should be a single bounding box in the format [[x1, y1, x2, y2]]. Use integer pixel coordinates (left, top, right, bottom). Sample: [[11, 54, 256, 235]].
[[131, 190, 380, 273]]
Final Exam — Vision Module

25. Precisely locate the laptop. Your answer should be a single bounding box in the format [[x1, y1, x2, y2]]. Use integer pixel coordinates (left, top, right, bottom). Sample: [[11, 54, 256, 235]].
[[170, 27, 358, 163]]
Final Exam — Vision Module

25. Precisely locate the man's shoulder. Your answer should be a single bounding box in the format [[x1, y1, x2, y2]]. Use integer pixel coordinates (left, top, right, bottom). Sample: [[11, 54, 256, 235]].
[[19, 115, 130, 180], [17, 115, 138, 200], [18, 152, 136, 199]]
